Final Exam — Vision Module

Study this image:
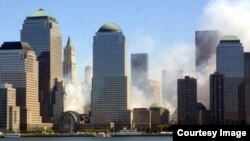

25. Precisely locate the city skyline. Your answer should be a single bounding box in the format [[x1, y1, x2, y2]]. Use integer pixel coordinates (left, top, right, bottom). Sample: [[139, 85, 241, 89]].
[[1, 0, 242, 82], [0, 0, 250, 114], [1, 1, 250, 111], [1, 1, 250, 134]]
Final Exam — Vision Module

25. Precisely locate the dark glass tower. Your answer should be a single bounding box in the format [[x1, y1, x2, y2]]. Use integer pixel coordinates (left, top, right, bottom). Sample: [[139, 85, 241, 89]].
[[21, 9, 62, 122], [216, 36, 244, 124], [210, 72, 224, 125], [244, 53, 250, 124], [91, 23, 131, 126], [177, 76, 197, 125]]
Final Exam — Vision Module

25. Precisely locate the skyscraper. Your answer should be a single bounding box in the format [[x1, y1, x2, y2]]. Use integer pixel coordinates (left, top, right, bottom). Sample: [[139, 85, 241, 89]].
[[52, 78, 65, 129], [91, 23, 131, 126], [131, 53, 148, 94], [21, 9, 62, 122], [0, 42, 42, 130], [63, 37, 77, 84], [83, 63, 92, 114], [84, 63, 93, 86], [162, 70, 183, 112], [177, 76, 197, 125], [210, 72, 224, 125], [0, 83, 20, 131], [216, 36, 244, 124], [244, 53, 250, 124]]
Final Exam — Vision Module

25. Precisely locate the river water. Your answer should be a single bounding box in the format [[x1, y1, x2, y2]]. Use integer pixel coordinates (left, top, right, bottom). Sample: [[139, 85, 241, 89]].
[[2, 136, 172, 141]]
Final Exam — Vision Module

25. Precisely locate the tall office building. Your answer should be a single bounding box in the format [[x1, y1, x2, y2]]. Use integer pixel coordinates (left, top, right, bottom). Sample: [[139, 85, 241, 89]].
[[63, 37, 77, 84], [177, 76, 197, 125], [210, 72, 224, 125], [131, 53, 148, 94], [91, 23, 131, 126], [83, 63, 92, 114], [162, 70, 183, 112], [216, 36, 244, 124], [52, 78, 65, 129], [0, 83, 20, 131], [244, 53, 250, 124], [84, 63, 93, 86], [21, 9, 62, 122], [0, 42, 42, 130]]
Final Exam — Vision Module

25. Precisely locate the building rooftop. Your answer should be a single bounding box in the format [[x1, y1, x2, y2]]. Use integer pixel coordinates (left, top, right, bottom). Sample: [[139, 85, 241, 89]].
[[0, 83, 13, 88], [27, 9, 57, 22], [150, 102, 164, 109], [0, 42, 32, 51], [221, 35, 239, 41], [196, 102, 207, 110], [66, 36, 73, 48], [98, 23, 122, 32]]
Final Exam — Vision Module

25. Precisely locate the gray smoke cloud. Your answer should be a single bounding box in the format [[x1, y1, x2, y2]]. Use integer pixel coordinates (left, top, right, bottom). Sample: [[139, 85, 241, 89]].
[[196, 0, 250, 109], [65, 0, 250, 114], [64, 81, 85, 113], [130, 34, 195, 113], [201, 0, 250, 50], [160, 42, 195, 114], [131, 0, 250, 113]]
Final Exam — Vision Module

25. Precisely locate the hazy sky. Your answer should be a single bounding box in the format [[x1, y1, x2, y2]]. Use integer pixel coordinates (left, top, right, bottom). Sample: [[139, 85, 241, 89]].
[[0, 0, 209, 81]]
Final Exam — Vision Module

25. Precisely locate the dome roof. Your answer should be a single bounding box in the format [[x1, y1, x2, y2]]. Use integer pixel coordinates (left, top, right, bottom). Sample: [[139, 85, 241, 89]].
[[196, 103, 207, 110], [27, 9, 57, 22], [61, 111, 80, 123], [98, 23, 122, 32], [28, 9, 52, 17], [150, 102, 164, 108]]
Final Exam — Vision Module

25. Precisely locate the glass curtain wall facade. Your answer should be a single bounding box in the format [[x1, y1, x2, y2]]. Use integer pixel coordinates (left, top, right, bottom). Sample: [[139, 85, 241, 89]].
[[216, 36, 244, 124], [0, 42, 42, 130], [21, 9, 62, 122], [91, 23, 131, 126]]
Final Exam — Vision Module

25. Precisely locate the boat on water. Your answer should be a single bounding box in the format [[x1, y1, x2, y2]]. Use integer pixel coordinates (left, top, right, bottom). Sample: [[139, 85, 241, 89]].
[[0, 132, 4, 138], [95, 132, 111, 137], [4, 133, 21, 138], [160, 131, 173, 136], [112, 128, 145, 136]]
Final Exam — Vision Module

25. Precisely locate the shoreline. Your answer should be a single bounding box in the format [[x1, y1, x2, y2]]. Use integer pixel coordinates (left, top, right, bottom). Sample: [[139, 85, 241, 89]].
[[20, 134, 172, 137]]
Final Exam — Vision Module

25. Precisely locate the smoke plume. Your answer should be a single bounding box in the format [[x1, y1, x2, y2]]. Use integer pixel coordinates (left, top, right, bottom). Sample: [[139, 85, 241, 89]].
[[64, 81, 84, 113], [65, 0, 250, 114], [202, 0, 250, 50], [64, 77, 93, 114], [196, 0, 250, 108]]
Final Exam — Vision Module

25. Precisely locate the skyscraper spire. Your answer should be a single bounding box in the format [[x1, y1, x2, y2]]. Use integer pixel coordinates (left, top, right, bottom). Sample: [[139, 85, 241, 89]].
[[63, 36, 77, 84], [66, 36, 72, 48]]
